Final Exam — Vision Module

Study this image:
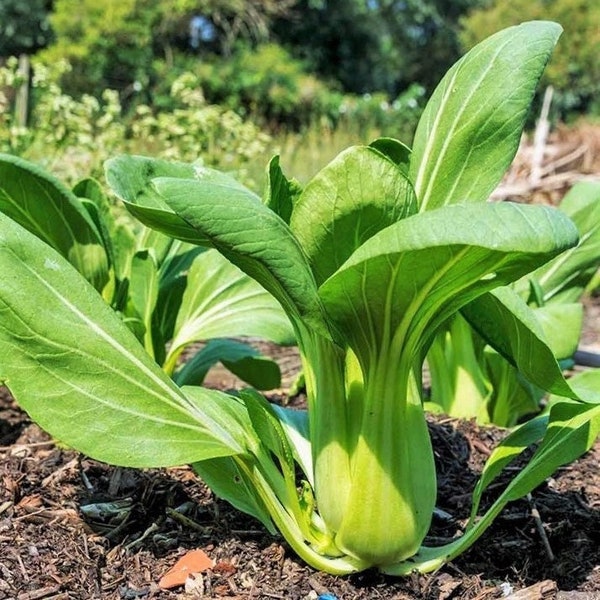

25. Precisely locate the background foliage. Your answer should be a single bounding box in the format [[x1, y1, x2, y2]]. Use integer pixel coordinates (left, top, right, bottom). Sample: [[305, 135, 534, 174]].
[[1, 0, 598, 182]]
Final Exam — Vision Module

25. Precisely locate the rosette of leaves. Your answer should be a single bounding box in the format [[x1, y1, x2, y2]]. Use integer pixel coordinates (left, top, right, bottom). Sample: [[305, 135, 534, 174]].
[[1, 21, 599, 574]]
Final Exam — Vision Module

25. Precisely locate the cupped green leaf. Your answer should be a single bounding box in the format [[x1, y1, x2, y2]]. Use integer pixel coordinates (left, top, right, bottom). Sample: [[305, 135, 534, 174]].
[[105, 154, 259, 244], [164, 248, 295, 374], [461, 287, 575, 398], [0, 153, 109, 291], [0, 213, 245, 467], [290, 145, 417, 285], [369, 138, 411, 175], [319, 202, 578, 366], [152, 177, 331, 339], [410, 21, 562, 210]]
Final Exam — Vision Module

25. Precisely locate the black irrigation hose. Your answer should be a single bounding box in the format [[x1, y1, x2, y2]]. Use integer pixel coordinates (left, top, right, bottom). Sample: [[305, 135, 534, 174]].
[[573, 349, 600, 368]]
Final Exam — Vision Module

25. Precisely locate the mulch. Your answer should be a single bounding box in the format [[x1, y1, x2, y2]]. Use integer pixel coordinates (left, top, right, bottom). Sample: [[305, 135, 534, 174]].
[[1, 383, 598, 600]]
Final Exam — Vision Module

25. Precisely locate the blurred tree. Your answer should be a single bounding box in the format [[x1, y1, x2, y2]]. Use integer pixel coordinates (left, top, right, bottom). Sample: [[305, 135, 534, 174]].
[[39, 0, 156, 97], [0, 0, 54, 57], [272, 0, 483, 96], [460, 0, 600, 117], [39, 0, 296, 98]]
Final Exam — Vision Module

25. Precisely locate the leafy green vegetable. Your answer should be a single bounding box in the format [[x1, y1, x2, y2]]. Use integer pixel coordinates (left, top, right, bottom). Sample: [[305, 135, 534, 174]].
[[1, 21, 597, 576], [428, 180, 600, 426], [0, 153, 294, 389]]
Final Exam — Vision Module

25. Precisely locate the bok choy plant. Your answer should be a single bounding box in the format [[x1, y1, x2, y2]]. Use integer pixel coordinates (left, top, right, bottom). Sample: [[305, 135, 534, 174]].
[[428, 180, 600, 426], [1, 21, 599, 575], [0, 154, 294, 388]]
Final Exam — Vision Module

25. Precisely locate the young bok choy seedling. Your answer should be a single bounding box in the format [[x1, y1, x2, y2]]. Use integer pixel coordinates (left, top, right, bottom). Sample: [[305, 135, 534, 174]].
[[1, 21, 599, 575]]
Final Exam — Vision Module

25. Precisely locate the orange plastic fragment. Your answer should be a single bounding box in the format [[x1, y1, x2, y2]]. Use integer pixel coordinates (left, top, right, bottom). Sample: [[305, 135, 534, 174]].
[[158, 549, 214, 589]]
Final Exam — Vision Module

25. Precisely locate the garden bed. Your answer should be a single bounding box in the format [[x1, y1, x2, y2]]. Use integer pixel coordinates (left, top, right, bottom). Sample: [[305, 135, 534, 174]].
[[1, 369, 599, 599]]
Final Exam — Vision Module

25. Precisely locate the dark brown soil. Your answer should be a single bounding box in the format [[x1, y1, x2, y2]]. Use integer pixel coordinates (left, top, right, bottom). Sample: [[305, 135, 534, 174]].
[[1, 371, 599, 600]]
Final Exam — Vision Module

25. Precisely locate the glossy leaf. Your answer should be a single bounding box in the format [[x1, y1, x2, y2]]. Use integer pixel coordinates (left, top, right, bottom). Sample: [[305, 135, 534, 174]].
[[0, 214, 245, 467], [153, 176, 330, 339], [0, 153, 109, 291], [319, 203, 578, 367], [410, 21, 562, 210], [290, 145, 417, 285], [462, 287, 574, 398], [105, 154, 259, 244], [164, 248, 294, 373]]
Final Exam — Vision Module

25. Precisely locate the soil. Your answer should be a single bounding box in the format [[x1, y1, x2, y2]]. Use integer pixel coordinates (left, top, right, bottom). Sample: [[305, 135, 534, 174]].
[[1, 351, 599, 600]]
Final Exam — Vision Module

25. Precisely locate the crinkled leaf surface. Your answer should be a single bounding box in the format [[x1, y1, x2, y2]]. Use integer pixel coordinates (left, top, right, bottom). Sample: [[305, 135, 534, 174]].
[[319, 203, 578, 366], [409, 21, 562, 210], [290, 145, 417, 285], [0, 214, 245, 467], [153, 177, 330, 338], [105, 155, 258, 244], [0, 153, 109, 291]]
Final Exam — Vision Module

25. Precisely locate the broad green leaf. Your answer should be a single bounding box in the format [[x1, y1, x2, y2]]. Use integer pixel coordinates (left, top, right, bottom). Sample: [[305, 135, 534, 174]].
[[461, 288, 574, 397], [264, 155, 302, 224], [174, 338, 281, 390], [533, 302, 583, 360], [0, 153, 109, 291], [410, 21, 562, 210], [164, 248, 295, 373], [319, 203, 578, 368], [152, 177, 330, 339], [0, 213, 245, 467], [105, 154, 258, 244], [551, 368, 600, 405], [290, 145, 417, 285]]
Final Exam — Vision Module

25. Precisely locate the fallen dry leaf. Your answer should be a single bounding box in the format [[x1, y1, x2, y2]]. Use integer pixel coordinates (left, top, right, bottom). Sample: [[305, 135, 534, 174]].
[[158, 548, 214, 589]]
